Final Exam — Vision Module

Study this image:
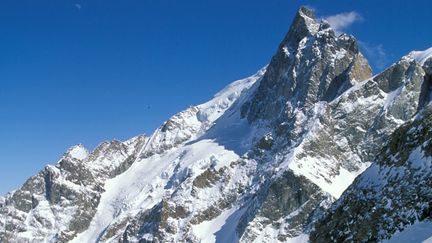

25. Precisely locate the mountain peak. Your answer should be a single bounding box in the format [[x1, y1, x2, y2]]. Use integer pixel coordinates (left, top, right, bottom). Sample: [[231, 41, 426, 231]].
[[282, 6, 320, 47], [298, 6, 315, 19], [64, 144, 89, 161], [242, 6, 371, 122]]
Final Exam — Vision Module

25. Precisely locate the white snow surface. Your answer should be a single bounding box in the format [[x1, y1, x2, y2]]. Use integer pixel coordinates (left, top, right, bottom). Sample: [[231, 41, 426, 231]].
[[383, 220, 432, 243], [408, 47, 432, 65], [192, 206, 246, 243], [66, 144, 89, 161], [197, 66, 266, 123]]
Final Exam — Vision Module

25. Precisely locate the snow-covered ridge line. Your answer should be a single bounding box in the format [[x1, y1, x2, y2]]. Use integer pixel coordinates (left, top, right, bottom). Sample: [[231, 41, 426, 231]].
[[408, 46, 432, 65], [193, 66, 267, 125], [138, 67, 266, 157], [71, 69, 266, 242]]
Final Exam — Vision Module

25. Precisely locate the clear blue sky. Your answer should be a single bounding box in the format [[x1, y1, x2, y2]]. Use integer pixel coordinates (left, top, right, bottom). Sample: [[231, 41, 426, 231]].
[[1, 0, 431, 195]]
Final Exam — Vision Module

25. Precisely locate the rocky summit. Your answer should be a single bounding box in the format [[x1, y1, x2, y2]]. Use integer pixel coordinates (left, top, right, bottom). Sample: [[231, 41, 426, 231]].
[[1, 6, 432, 243]]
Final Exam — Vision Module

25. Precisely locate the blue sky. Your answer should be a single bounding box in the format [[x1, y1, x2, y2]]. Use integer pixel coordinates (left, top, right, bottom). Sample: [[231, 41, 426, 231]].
[[1, 0, 431, 195]]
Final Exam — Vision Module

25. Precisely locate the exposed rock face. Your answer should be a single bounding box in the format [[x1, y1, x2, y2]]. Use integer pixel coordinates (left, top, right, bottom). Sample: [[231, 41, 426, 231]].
[[1, 6, 432, 243], [242, 7, 372, 123], [311, 56, 432, 242], [0, 136, 147, 242], [419, 58, 432, 109], [311, 105, 432, 242], [238, 171, 328, 242]]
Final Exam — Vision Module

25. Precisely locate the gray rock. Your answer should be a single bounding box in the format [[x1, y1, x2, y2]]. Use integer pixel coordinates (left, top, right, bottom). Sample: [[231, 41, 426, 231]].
[[311, 107, 432, 242]]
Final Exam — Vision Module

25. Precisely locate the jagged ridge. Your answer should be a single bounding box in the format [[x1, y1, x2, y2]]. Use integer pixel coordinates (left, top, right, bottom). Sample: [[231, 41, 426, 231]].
[[1, 6, 432, 243]]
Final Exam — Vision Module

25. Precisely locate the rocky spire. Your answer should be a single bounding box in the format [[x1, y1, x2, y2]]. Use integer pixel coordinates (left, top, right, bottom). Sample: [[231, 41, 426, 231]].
[[281, 6, 320, 48], [241, 6, 372, 123]]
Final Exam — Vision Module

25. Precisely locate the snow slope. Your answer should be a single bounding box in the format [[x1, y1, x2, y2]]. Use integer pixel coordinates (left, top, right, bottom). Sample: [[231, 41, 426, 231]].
[[383, 220, 432, 243], [72, 139, 240, 242], [409, 47, 432, 65], [72, 69, 265, 243]]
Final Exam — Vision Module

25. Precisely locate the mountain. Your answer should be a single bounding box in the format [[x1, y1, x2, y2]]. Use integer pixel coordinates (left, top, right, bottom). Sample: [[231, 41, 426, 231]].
[[1, 6, 432, 243], [311, 51, 432, 242]]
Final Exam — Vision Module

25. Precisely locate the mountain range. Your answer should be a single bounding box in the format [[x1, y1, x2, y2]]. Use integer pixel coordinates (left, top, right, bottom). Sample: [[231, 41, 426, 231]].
[[1, 6, 432, 243]]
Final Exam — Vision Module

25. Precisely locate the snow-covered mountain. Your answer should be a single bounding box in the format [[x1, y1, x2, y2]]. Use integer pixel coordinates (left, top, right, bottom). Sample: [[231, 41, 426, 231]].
[[311, 51, 432, 243], [1, 6, 432, 243]]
